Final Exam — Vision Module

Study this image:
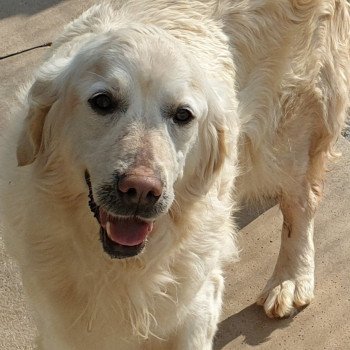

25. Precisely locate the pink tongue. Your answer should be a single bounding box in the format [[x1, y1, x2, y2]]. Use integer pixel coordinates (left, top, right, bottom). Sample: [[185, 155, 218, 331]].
[[99, 209, 153, 246]]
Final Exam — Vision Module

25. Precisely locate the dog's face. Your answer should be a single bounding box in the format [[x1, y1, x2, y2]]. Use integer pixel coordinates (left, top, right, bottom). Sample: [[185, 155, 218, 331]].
[[17, 28, 232, 259]]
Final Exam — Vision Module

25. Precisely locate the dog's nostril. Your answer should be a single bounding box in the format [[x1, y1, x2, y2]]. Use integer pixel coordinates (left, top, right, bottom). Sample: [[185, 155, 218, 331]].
[[126, 188, 137, 197], [146, 191, 160, 200]]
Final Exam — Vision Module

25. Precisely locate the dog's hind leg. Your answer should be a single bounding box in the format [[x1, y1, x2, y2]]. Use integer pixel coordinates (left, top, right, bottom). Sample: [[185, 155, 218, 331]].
[[257, 149, 327, 318]]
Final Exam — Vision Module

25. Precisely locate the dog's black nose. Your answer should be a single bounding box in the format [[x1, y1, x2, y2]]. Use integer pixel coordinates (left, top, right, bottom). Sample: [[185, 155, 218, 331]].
[[118, 173, 163, 206]]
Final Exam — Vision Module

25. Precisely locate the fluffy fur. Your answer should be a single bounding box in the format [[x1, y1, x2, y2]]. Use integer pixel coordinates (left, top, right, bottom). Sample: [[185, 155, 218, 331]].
[[0, 1, 349, 349]]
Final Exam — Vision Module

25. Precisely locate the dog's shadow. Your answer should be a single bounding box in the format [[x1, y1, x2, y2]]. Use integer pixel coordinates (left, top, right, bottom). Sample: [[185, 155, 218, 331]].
[[214, 303, 293, 349]]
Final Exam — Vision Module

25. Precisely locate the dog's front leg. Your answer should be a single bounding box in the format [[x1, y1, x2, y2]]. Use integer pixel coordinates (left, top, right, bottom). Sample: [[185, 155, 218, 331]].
[[172, 271, 224, 350], [257, 189, 317, 318]]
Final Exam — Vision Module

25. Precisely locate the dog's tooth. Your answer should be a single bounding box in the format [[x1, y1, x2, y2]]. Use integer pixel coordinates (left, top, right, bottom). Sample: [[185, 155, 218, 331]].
[[106, 221, 112, 238]]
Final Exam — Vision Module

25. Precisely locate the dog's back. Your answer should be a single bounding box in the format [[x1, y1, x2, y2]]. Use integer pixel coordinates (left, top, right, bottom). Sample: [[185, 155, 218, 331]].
[[221, 0, 350, 200]]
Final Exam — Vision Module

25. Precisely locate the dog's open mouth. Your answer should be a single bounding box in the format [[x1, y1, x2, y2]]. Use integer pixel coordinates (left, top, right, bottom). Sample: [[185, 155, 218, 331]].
[[85, 171, 154, 259], [99, 208, 153, 258], [100, 209, 153, 246]]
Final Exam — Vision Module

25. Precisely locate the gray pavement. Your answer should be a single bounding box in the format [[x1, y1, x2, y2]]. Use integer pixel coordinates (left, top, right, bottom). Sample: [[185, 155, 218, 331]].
[[1, 1, 349, 349], [216, 138, 350, 349]]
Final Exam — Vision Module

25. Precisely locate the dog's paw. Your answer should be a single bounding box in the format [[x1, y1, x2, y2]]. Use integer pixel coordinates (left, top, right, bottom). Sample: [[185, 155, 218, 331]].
[[256, 276, 314, 318]]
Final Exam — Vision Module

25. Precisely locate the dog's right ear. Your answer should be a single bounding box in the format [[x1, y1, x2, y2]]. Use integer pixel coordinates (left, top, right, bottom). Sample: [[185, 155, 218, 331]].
[[17, 65, 64, 166]]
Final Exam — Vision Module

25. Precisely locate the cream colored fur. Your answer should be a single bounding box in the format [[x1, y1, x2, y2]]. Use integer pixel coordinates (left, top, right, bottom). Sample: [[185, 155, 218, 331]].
[[0, 1, 349, 349]]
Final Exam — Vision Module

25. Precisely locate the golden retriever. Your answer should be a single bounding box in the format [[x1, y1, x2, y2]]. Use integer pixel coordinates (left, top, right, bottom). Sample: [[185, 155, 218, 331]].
[[1, 1, 349, 349]]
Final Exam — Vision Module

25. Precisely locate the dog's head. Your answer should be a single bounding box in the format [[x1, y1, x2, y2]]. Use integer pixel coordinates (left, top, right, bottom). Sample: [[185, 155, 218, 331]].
[[17, 27, 237, 259]]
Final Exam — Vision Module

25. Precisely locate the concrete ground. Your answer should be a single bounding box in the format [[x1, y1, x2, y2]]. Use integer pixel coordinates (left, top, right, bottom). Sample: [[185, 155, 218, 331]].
[[0, 1, 349, 349]]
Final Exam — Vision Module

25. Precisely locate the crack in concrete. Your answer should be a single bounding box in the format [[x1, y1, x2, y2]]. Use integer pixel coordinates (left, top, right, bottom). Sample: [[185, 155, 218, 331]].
[[0, 42, 52, 61]]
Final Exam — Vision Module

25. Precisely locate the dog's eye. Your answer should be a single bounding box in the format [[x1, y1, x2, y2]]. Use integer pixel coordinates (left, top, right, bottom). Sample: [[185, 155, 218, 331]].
[[88, 92, 117, 115], [173, 108, 194, 125]]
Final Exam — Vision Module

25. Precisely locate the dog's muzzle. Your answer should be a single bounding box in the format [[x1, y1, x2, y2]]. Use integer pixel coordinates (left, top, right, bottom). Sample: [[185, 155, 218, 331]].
[[84, 171, 164, 259]]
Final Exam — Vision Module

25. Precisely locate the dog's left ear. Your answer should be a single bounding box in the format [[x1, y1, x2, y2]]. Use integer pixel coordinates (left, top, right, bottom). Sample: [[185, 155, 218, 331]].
[[198, 115, 227, 185], [17, 65, 64, 166], [186, 105, 229, 196]]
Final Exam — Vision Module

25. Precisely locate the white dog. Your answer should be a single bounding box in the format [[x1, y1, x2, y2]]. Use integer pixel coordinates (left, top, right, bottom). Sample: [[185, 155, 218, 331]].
[[1, 1, 349, 349]]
